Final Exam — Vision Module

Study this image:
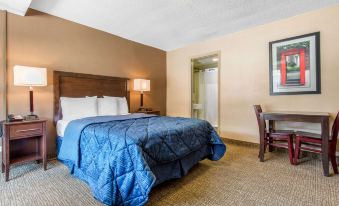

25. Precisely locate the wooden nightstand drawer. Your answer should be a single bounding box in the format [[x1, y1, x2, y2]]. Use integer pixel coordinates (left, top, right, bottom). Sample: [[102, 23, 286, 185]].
[[9, 123, 43, 139]]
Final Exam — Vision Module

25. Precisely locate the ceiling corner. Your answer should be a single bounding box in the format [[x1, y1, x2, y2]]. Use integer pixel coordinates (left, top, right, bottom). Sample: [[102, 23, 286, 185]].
[[0, 0, 32, 16]]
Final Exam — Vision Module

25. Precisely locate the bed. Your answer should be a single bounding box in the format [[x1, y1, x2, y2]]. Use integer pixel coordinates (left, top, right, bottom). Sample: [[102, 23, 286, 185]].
[[54, 71, 226, 206]]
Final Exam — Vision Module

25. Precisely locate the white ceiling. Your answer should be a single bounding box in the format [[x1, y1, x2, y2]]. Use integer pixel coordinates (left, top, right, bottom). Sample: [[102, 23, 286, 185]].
[[0, 0, 32, 16], [3, 0, 339, 51]]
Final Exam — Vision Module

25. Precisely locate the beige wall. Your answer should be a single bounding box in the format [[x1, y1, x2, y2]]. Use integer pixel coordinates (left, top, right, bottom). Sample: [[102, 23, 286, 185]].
[[167, 5, 339, 143], [0, 9, 166, 156], [0, 10, 6, 121]]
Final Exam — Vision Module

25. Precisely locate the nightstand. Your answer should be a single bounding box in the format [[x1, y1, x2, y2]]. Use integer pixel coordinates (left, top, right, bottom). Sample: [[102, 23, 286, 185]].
[[135, 110, 161, 115], [1, 119, 47, 182]]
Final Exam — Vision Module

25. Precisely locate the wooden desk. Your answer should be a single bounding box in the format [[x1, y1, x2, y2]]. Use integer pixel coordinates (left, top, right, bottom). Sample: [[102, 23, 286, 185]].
[[259, 111, 330, 176]]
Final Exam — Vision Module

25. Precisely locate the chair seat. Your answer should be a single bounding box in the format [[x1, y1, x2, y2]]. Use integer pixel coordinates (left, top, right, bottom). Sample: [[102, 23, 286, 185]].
[[269, 129, 294, 135], [299, 142, 322, 153], [295, 131, 322, 139], [267, 130, 294, 139], [269, 141, 290, 149], [296, 132, 334, 154]]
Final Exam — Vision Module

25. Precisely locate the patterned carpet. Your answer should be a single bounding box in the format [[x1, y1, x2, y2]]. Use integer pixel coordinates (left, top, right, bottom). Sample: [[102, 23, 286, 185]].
[[1, 142, 339, 206]]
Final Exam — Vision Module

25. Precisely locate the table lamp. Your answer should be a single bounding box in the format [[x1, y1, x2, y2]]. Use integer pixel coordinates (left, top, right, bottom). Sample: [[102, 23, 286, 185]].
[[133, 79, 150, 111], [13, 65, 47, 120]]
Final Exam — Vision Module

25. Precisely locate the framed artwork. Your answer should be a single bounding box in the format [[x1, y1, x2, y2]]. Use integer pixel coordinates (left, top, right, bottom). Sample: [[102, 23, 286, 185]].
[[269, 32, 320, 95]]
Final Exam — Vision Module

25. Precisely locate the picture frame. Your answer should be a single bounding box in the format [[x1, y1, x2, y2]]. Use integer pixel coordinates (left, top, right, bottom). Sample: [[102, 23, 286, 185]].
[[269, 32, 320, 95]]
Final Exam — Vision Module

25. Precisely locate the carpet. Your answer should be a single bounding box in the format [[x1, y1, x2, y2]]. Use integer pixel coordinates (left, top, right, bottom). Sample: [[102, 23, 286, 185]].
[[1, 142, 339, 206]]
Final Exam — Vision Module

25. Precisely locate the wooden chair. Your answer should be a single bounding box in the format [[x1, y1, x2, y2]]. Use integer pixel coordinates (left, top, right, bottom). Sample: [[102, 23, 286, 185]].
[[253, 105, 295, 164], [294, 112, 339, 174]]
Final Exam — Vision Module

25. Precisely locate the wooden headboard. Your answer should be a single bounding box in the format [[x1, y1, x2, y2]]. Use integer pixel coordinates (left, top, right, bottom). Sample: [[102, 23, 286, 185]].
[[53, 71, 130, 124]]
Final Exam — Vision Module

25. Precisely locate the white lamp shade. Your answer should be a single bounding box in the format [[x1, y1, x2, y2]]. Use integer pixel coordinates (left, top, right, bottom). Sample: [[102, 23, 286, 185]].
[[13, 65, 47, 86], [133, 79, 150, 92]]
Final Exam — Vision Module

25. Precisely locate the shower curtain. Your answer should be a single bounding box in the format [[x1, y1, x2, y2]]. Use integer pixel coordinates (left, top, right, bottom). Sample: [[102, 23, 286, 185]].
[[198, 68, 218, 127], [203, 69, 218, 127]]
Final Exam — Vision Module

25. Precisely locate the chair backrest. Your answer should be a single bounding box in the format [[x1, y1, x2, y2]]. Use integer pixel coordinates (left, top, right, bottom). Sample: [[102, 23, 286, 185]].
[[331, 112, 339, 146], [253, 105, 266, 132]]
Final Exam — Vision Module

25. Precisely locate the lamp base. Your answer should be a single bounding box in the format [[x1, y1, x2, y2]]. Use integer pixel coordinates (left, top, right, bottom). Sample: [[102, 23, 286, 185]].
[[138, 107, 146, 112], [24, 114, 39, 121]]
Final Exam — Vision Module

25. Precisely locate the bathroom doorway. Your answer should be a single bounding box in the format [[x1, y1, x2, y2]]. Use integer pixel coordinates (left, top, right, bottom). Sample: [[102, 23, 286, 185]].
[[191, 53, 220, 132]]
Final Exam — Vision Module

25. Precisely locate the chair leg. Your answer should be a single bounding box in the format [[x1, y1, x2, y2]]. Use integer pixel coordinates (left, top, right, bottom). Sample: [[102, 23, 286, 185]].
[[258, 138, 268, 158], [287, 137, 294, 165], [330, 155, 338, 174], [294, 137, 301, 165], [258, 139, 267, 158], [268, 137, 274, 152], [329, 150, 338, 174]]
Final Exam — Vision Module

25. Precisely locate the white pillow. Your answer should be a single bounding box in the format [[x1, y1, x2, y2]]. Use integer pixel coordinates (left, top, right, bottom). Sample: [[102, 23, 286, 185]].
[[60, 96, 98, 120], [97, 97, 119, 116], [118, 97, 129, 115], [104, 96, 129, 115]]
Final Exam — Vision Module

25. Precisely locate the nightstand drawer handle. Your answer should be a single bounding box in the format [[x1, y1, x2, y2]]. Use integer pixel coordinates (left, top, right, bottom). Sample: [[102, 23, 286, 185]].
[[16, 128, 40, 133]]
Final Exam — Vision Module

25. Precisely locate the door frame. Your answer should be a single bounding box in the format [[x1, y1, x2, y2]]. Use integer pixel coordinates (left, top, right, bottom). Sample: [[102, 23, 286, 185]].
[[190, 51, 221, 134]]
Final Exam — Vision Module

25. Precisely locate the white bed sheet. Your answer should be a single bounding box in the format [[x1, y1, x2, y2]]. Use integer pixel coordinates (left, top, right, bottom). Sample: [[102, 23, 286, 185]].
[[56, 113, 132, 137], [56, 120, 71, 137]]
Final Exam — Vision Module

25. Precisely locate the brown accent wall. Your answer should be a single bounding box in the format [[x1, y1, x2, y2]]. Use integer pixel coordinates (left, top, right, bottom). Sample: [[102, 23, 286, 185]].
[[0, 9, 166, 157]]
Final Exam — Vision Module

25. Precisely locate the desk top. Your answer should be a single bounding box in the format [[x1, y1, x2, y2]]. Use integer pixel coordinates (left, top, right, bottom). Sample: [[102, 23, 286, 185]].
[[261, 111, 330, 116], [260, 111, 330, 123]]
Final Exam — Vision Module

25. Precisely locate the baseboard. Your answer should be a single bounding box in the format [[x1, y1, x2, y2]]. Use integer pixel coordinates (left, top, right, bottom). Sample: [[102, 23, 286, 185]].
[[221, 137, 259, 147], [229, 136, 259, 144], [222, 137, 339, 158]]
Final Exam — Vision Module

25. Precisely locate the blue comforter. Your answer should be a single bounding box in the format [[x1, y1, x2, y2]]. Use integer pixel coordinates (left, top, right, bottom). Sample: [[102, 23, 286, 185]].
[[58, 114, 226, 206]]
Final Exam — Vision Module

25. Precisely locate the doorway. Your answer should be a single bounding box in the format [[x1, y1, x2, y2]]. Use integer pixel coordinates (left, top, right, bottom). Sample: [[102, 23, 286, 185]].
[[191, 53, 219, 131]]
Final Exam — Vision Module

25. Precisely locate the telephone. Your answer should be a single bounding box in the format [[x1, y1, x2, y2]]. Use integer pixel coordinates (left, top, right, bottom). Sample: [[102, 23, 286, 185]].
[[8, 114, 24, 122]]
